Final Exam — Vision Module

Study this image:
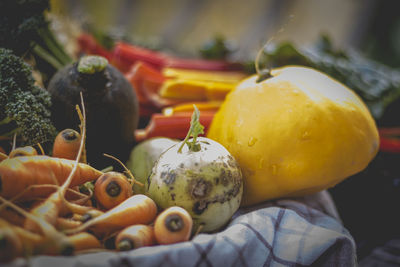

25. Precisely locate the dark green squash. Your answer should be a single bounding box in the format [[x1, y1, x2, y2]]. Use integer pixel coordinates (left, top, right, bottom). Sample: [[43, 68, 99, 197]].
[[47, 55, 139, 169]]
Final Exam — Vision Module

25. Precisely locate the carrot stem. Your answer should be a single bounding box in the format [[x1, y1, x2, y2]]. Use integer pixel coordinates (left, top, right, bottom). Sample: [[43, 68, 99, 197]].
[[103, 153, 143, 186]]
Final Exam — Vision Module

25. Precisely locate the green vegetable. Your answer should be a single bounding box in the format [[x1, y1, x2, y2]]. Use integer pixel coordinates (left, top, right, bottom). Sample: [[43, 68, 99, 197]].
[[199, 35, 233, 60], [0, 0, 72, 83], [126, 137, 178, 194], [147, 106, 243, 233], [259, 35, 400, 125], [178, 106, 204, 153], [47, 55, 139, 169], [0, 48, 57, 145]]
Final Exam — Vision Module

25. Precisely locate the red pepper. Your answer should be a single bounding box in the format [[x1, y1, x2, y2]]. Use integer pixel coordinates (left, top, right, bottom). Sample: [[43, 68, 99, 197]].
[[135, 112, 215, 142], [77, 34, 113, 61], [79, 34, 244, 73], [125, 62, 185, 118], [379, 127, 400, 153], [112, 42, 166, 73], [125, 61, 165, 103]]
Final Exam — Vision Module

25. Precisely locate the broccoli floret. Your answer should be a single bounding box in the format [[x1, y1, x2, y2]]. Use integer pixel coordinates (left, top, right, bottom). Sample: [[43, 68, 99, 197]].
[[0, 48, 57, 145], [0, 0, 72, 83]]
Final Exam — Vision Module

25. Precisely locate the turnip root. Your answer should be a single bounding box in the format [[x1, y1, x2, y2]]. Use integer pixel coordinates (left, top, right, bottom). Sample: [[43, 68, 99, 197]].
[[148, 106, 243, 233]]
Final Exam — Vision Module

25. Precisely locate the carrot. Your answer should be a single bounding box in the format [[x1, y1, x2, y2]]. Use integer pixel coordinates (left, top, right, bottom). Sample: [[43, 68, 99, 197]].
[[0, 156, 103, 199], [0, 219, 23, 263], [24, 100, 87, 232], [0, 206, 25, 226], [65, 194, 157, 238], [66, 232, 102, 253], [58, 197, 94, 218], [94, 172, 133, 210], [154, 206, 193, 245], [5, 183, 91, 203], [1, 218, 99, 257], [56, 217, 82, 231], [0, 151, 7, 162], [22, 93, 87, 248], [0, 196, 74, 256], [80, 209, 105, 223], [11, 224, 42, 257], [9, 146, 38, 158], [115, 224, 155, 251], [52, 129, 82, 160], [1, 220, 69, 257]]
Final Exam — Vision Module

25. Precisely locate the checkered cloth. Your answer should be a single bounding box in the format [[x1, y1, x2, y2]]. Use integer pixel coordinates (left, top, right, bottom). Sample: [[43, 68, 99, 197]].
[[8, 190, 356, 267]]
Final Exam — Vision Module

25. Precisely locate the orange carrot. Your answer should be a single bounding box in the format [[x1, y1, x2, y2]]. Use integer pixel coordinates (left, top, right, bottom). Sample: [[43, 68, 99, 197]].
[[56, 217, 82, 231], [11, 224, 42, 257], [52, 129, 82, 160], [2, 220, 73, 257], [0, 206, 25, 227], [154, 206, 193, 245], [65, 194, 157, 238], [115, 224, 155, 251], [0, 156, 102, 199], [9, 146, 38, 158], [0, 219, 23, 263], [1, 95, 91, 256], [24, 97, 88, 232], [66, 232, 102, 253], [94, 172, 133, 210], [6, 183, 91, 203], [0, 196, 74, 256], [79, 209, 105, 223], [1, 219, 100, 257], [0, 151, 7, 162]]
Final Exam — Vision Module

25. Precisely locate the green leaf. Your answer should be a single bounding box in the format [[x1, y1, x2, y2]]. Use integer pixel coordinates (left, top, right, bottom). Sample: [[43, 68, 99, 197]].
[[178, 105, 204, 153]]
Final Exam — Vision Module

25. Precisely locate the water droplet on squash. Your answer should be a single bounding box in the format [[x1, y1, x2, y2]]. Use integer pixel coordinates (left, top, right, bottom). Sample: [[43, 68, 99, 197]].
[[258, 158, 264, 169], [248, 137, 258, 147], [301, 131, 311, 140]]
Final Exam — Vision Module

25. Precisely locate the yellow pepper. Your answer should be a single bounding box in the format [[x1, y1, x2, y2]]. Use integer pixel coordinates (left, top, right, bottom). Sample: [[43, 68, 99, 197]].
[[162, 68, 246, 83], [162, 101, 222, 116], [159, 79, 236, 101]]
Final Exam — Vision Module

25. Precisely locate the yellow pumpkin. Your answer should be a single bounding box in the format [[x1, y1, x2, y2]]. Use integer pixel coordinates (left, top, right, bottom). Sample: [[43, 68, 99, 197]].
[[207, 66, 379, 206]]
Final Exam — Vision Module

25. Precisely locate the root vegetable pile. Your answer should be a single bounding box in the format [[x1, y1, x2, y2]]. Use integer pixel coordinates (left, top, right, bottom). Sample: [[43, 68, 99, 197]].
[[0, 99, 208, 263]]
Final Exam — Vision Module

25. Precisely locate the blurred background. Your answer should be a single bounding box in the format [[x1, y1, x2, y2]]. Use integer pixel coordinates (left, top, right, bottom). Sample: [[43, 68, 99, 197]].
[[50, 0, 400, 264], [52, 0, 400, 66]]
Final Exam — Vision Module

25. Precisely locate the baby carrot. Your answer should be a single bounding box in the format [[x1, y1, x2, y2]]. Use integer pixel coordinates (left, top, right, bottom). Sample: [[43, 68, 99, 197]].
[[115, 224, 155, 251], [94, 172, 133, 210], [52, 129, 82, 160], [154, 206, 193, 245], [66, 194, 157, 238]]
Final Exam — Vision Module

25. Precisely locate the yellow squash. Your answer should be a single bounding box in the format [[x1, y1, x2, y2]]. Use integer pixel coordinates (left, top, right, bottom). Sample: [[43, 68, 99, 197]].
[[207, 66, 380, 206]]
